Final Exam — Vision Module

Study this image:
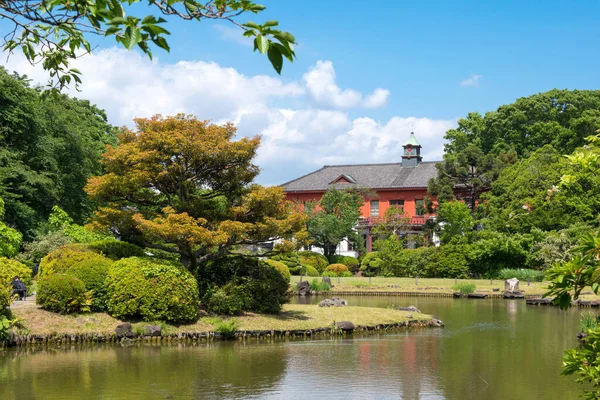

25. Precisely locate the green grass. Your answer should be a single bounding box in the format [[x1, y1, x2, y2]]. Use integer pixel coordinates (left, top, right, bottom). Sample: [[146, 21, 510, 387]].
[[452, 283, 476, 294], [310, 279, 330, 292], [497, 268, 545, 282], [580, 313, 600, 332]]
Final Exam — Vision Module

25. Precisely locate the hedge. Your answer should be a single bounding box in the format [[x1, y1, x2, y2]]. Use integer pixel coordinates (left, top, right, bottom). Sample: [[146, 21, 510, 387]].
[[68, 257, 113, 311], [360, 252, 384, 277], [327, 255, 360, 273], [39, 244, 98, 276], [303, 265, 320, 277], [106, 257, 199, 322], [265, 259, 291, 282], [269, 253, 302, 274]]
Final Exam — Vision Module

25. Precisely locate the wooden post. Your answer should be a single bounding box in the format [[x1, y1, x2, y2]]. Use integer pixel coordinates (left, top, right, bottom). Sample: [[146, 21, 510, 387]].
[[490, 278, 493, 285], [528, 278, 530, 286], [338, 276, 340, 285], [454, 278, 457, 285], [415, 276, 418, 286], [369, 276, 371, 284]]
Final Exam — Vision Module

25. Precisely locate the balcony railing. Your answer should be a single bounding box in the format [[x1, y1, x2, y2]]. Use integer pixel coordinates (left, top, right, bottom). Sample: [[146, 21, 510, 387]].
[[357, 215, 427, 226]]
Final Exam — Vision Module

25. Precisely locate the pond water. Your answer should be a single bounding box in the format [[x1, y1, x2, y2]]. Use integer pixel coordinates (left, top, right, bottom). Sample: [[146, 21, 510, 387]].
[[0, 296, 587, 399]]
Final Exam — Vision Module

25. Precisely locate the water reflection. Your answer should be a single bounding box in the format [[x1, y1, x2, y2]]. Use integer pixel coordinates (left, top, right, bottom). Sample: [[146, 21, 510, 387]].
[[0, 297, 583, 399]]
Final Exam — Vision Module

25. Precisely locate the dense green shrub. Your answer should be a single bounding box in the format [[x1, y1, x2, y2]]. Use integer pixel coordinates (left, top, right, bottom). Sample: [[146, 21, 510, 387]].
[[38, 244, 97, 276], [468, 232, 533, 277], [88, 240, 146, 260], [426, 244, 471, 278], [303, 265, 320, 277], [327, 255, 360, 273], [204, 283, 252, 316], [37, 274, 91, 313], [310, 279, 330, 292], [298, 251, 329, 273], [269, 252, 302, 274], [0, 258, 33, 286], [200, 257, 290, 315], [497, 268, 545, 282], [265, 259, 291, 281], [68, 257, 113, 311], [360, 252, 384, 277], [106, 257, 199, 322], [380, 247, 436, 277]]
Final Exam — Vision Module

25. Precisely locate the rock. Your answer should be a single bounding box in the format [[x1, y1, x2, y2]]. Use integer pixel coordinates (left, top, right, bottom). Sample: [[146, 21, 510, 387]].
[[115, 323, 133, 338], [453, 292, 462, 298], [120, 337, 135, 346], [336, 321, 355, 331], [297, 280, 311, 296], [467, 293, 487, 299], [431, 319, 445, 327], [492, 288, 500, 292], [145, 325, 162, 337], [505, 278, 520, 292], [503, 291, 525, 299], [322, 277, 332, 287], [318, 297, 347, 307], [578, 331, 589, 341], [526, 298, 553, 305], [395, 305, 421, 313]]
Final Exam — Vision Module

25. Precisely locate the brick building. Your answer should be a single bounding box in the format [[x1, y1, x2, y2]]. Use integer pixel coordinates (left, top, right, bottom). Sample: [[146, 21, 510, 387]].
[[281, 132, 439, 254]]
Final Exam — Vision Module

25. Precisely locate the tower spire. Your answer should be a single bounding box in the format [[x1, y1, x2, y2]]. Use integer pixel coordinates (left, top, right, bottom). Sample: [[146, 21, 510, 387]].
[[402, 131, 422, 167]]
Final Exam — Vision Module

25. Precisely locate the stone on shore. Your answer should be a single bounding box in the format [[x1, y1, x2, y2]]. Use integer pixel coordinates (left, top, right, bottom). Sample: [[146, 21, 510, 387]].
[[115, 323, 133, 338], [395, 305, 421, 313], [526, 298, 553, 305], [467, 293, 487, 299], [505, 278, 520, 292], [336, 321, 355, 332], [318, 297, 348, 307], [145, 325, 162, 337], [322, 277, 332, 287], [297, 280, 311, 296], [503, 291, 525, 299]]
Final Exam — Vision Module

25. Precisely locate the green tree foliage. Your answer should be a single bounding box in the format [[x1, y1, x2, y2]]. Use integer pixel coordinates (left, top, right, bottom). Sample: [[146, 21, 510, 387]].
[[305, 189, 363, 256], [297, 251, 328, 273], [0, 257, 32, 285], [359, 252, 383, 277], [48, 206, 110, 243], [529, 224, 593, 270], [17, 230, 71, 266], [444, 89, 600, 157], [428, 143, 516, 210], [1, 1, 296, 91], [468, 231, 538, 278], [37, 274, 92, 313], [482, 145, 567, 233], [437, 201, 473, 243], [0, 68, 117, 240], [0, 198, 21, 257], [554, 134, 600, 224]]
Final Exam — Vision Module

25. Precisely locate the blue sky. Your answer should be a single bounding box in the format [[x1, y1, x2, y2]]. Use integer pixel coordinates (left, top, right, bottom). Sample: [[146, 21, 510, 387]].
[[2, 1, 599, 184]]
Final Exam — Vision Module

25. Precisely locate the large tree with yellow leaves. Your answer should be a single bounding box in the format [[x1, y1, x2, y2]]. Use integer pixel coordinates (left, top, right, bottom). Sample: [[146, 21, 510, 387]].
[[85, 114, 306, 270]]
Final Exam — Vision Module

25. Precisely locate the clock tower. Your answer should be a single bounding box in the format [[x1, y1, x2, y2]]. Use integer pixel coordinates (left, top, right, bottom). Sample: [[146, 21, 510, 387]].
[[402, 132, 422, 167]]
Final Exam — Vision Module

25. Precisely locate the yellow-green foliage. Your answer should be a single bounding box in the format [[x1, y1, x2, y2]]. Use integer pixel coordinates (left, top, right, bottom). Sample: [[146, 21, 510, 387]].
[[39, 244, 98, 276], [68, 257, 113, 311], [325, 263, 349, 274], [265, 259, 291, 282], [0, 285, 10, 318], [87, 240, 146, 260], [0, 258, 33, 286], [105, 257, 199, 322], [298, 251, 329, 273], [37, 274, 91, 314], [303, 264, 320, 277]]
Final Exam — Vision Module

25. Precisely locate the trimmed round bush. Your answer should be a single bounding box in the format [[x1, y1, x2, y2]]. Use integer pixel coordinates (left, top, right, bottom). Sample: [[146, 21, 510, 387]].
[[37, 274, 90, 313], [106, 257, 199, 322], [302, 265, 320, 277], [0, 258, 33, 286], [88, 240, 146, 260], [269, 253, 302, 275], [204, 283, 252, 316], [39, 244, 99, 276], [327, 255, 360, 273], [200, 257, 290, 315], [68, 257, 113, 311], [360, 252, 384, 277], [265, 259, 291, 282], [298, 251, 329, 273], [324, 263, 350, 277]]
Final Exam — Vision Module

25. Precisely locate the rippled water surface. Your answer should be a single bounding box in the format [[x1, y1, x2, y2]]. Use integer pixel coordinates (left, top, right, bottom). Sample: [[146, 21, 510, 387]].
[[0, 296, 586, 399]]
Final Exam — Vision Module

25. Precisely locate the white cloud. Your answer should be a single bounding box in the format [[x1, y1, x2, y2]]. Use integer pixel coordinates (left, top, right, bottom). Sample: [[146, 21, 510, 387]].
[[1, 48, 455, 185], [460, 74, 482, 87], [303, 60, 390, 108]]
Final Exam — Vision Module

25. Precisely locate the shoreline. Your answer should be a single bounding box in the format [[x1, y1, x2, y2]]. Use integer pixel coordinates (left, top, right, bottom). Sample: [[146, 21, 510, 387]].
[[5, 303, 442, 348]]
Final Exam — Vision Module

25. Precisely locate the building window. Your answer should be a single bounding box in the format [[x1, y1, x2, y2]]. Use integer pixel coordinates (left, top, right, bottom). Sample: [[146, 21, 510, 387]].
[[389, 199, 404, 210], [347, 240, 355, 251], [370, 200, 379, 216], [415, 199, 425, 216]]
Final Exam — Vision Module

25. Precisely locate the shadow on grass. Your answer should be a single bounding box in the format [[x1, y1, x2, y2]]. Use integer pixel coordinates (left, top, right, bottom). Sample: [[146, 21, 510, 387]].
[[268, 310, 310, 321]]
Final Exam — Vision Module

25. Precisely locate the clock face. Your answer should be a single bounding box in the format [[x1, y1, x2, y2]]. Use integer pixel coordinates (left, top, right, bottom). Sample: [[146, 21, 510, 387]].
[[406, 145, 413, 154]]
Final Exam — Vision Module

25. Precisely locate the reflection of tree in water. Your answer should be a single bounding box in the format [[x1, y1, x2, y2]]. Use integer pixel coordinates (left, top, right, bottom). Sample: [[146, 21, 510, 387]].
[[0, 342, 288, 399]]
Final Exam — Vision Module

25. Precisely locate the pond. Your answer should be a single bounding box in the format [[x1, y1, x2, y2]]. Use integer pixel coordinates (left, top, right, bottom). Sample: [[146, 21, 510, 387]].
[[0, 296, 586, 399]]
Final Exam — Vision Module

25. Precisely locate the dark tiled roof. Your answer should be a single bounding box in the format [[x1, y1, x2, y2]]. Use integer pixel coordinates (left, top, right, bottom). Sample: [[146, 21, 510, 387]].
[[281, 161, 439, 192]]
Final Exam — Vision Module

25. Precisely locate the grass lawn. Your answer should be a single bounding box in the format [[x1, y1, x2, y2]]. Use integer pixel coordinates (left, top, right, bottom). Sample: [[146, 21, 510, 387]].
[[10, 301, 429, 336], [291, 276, 600, 299]]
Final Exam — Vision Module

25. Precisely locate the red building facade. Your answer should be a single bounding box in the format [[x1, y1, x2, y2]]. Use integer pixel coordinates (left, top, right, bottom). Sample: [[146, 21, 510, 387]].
[[282, 133, 439, 253]]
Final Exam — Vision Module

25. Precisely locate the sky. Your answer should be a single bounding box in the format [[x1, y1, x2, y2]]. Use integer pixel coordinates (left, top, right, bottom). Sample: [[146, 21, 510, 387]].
[[2, 1, 600, 185]]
